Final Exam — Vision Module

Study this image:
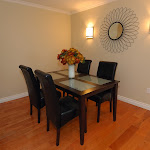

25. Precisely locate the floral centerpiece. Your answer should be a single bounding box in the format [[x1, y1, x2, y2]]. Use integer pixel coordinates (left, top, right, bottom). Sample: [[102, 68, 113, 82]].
[[57, 48, 85, 65], [57, 48, 85, 78]]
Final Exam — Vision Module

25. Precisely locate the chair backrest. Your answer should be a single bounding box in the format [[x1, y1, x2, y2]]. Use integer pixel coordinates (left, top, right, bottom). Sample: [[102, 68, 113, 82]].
[[97, 61, 118, 80], [77, 60, 92, 74], [19, 65, 41, 108], [34, 70, 60, 127]]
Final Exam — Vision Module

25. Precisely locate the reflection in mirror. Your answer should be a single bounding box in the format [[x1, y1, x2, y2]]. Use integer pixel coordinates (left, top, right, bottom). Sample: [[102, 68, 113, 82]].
[[108, 22, 123, 40]]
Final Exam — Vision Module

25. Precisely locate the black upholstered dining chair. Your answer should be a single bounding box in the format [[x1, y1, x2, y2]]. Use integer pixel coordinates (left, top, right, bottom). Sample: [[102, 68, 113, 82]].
[[88, 61, 118, 123], [19, 65, 45, 123], [77, 59, 92, 74], [19, 65, 61, 123], [35, 70, 79, 146]]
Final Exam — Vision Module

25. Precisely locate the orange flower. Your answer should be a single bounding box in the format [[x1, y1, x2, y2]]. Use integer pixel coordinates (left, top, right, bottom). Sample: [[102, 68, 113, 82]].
[[75, 58, 80, 63]]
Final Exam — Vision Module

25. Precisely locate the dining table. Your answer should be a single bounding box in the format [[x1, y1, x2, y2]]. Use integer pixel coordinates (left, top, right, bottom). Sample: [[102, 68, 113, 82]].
[[48, 70, 119, 145]]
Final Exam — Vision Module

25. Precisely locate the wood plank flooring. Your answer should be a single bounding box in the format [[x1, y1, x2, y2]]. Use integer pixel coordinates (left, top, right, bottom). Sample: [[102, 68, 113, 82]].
[[0, 96, 150, 150]]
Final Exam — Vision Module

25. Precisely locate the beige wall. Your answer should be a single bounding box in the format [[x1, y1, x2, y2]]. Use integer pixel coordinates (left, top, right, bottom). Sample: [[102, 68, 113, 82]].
[[71, 0, 150, 104], [0, 1, 71, 98], [1, 0, 150, 105]]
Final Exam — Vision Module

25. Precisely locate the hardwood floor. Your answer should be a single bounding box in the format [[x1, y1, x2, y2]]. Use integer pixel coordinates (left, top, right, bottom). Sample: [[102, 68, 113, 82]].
[[0, 96, 150, 150]]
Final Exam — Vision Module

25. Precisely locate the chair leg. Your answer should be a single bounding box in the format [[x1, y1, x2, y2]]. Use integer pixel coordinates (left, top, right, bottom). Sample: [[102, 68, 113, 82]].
[[87, 98, 88, 102], [47, 117, 49, 131], [56, 128, 60, 146], [85, 111, 87, 133], [63, 91, 65, 97], [38, 109, 40, 123], [30, 104, 32, 115], [97, 102, 101, 123], [110, 100, 112, 112]]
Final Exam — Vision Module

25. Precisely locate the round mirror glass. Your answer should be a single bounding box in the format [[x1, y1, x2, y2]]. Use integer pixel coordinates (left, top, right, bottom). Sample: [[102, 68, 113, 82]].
[[108, 22, 123, 40]]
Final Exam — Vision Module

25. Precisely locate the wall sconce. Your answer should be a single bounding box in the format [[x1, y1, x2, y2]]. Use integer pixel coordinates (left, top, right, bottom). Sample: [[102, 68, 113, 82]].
[[86, 27, 94, 39]]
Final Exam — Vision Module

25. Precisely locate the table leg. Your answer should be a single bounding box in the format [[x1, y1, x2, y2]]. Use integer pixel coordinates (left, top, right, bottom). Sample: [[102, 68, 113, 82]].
[[79, 96, 86, 145], [113, 83, 118, 121]]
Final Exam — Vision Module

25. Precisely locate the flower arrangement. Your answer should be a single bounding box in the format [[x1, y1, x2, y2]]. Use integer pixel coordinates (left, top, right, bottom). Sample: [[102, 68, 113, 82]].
[[57, 48, 85, 65]]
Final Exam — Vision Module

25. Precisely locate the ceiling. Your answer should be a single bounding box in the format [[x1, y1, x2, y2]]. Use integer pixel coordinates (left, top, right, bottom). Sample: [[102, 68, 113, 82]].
[[4, 0, 118, 14]]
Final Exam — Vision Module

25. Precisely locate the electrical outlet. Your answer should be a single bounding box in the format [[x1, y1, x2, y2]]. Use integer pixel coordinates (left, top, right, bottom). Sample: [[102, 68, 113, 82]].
[[147, 88, 150, 93]]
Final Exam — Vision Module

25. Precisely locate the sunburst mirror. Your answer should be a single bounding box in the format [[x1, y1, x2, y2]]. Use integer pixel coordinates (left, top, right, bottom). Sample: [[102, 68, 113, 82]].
[[99, 7, 139, 53]]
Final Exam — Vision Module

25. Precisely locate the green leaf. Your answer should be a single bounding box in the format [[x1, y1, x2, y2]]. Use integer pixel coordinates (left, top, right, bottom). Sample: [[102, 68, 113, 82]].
[[74, 53, 78, 57]]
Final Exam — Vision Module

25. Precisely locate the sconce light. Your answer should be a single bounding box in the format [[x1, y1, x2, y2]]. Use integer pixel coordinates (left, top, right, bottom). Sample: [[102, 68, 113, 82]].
[[86, 27, 94, 39]]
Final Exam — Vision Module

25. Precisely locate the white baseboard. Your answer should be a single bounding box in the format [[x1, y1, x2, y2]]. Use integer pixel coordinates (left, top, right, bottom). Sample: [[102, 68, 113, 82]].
[[0, 92, 28, 103], [118, 95, 150, 111]]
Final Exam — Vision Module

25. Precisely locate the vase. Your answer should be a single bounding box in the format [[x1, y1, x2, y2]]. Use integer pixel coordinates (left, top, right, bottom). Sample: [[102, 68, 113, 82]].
[[68, 64, 75, 78]]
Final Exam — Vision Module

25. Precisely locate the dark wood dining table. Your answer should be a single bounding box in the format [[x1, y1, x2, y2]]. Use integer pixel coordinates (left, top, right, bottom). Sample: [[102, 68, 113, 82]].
[[48, 70, 119, 145]]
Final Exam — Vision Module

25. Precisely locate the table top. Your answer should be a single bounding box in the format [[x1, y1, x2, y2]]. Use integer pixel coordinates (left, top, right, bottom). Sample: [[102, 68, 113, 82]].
[[48, 70, 119, 97]]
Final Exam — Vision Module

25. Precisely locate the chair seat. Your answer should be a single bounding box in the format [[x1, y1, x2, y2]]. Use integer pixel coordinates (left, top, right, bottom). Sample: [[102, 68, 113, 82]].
[[88, 89, 112, 103], [59, 96, 79, 127]]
